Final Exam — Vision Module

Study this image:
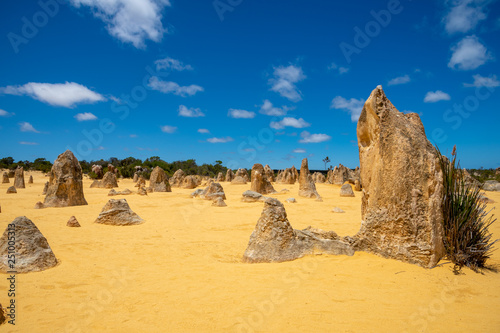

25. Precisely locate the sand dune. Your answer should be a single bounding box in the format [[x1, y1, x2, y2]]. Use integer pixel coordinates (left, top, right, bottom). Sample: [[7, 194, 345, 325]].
[[1, 171, 499, 332]]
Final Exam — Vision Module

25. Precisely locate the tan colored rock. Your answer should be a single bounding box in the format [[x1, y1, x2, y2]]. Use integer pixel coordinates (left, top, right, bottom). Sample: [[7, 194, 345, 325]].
[[67, 216, 81, 227], [34, 201, 44, 209], [14, 167, 25, 188], [100, 171, 119, 189], [94, 199, 144, 226], [44, 150, 88, 208], [231, 176, 247, 184], [199, 182, 226, 200], [353, 86, 444, 268], [133, 173, 139, 182], [298, 158, 321, 199], [6, 186, 16, 194], [278, 167, 298, 184], [250, 164, 276, 194], [225, 169, 234, 182], [180, 175, 197, 189], [242, 190, 267, 203], [42, 181, 48, 195], [235, 168, 249, 182], [354, 179, 361, 191], [91, 164, 103, 178], [2, 172, 9, 184], [149, 166, 172, 192], [28, 175, 33, 184], [212, 197, 227, 207], [264, 165, 274, 182], [340, 184, 355, 197], [170, 169, 186, 187], [312, 172, 325, 183], [134, 176, 146, 188], [216, 172, 224, 182], [137, 187, 148, 196], [242, 198, 354, 263], [0, 216, 58, 273]]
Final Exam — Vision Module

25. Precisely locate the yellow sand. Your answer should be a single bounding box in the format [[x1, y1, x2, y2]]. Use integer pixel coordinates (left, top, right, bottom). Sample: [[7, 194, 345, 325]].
[[1, 171, 499, 333]]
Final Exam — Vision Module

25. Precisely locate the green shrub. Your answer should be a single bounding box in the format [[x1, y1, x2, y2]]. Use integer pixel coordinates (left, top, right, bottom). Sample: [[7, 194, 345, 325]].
[[438, 146, 497, 272]]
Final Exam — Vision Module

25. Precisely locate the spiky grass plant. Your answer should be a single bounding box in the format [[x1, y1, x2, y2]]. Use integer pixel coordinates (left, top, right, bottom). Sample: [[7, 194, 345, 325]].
[[437, 146, 497, 272]]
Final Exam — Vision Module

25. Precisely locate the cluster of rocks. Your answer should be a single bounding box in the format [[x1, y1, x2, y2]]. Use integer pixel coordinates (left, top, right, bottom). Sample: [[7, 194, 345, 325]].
[[242, 198, 354, 263], [483, 180, 500, 192], [108, 188, 133, 196], [250, 164, 276, 194], [230, 168, 249, 184], [276, 166, 299, 184], [311, 172, 325, 183], [192, 181, 227, 206], [90, 171, 119, 189], [326, 164, 360, 186]]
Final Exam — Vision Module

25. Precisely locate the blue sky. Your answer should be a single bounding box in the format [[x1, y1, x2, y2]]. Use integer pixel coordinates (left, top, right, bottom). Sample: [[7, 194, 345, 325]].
[[0, 0, 499, 170]]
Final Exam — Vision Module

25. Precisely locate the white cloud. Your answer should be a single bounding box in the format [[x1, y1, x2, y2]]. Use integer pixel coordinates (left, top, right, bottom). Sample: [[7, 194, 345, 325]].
[[388, 74, 411, 86], [259, 99, 290, 116], [443, 0, 487, 34], [160, 125, 177, 133], [270, 117, 311, 130], [330, 96, 365, 122], [448, 35, 492, 70], [0, 82, 106, 108], [75, 112, 98, 121], [130, 134, 138, 138], [19, 141, 39, 145], [0, 109, 14, 117], [463, 74, 500, 87], [19, 122, 40, 133], [424, 90, 451, 103], [228, 108, 256, 119], [198, 128, 210, 134], [70, 0, 171, 48], [207, 136, 234, 143], [328, 62, 349, 74], [299, 131, 331, 143], [148, 77, 203, 97], [292, 148, 306, 153], [178, 105, 205, 117], [155, 57, 193, 71], [268, 65, 306, 102]]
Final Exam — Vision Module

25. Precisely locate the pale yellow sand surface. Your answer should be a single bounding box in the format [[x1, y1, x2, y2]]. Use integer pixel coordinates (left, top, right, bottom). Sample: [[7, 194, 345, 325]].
[[0, 171, 499, 332]]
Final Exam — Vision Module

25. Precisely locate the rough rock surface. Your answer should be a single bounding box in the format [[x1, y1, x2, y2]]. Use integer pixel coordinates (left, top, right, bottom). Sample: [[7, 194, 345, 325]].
[[170, 169, 186, 187], [352, 86, 444, 268], [212, 197, 227, 207], [137, 187, 148, 196], [340, 184, 355, 197], [67, 216, 81, 227], [354, 179, 361, 191], [250, 164, 276, 194], [298, 158, 321, 199], [6, 186, 16, 194], [28, 175, 33, 184], [34, 202, 44, 209], [277, 166, 299, 184], [235, 168, 249, 182], [216, 172, 224, 182], [225, 169, 234, 182], [243, 198, 354, 263], [264, 165, 275, 182], [312, 172, 325, 183], [14, 167, 25, 188], [42, 181, 49, 195], [149, 166, 172, 192], [134, 176, 146, 188], [133, 173, 139, 183], [0, 216, 58, 273], [483, 180, 500, 192], [198, 182, 226, 200], [2, 172, 9, 184], [328, 164, 351, 185], [100, 171, 119, 189], [231, 176, 247, 184], [94, 199, 144, 226], [181, 176, 197, 189], [44, 150, 88, 208], [242, 190, 267, 203]]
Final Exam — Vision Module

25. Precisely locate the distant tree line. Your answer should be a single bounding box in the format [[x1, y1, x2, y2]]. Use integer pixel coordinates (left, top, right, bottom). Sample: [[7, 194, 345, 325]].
[[0, 156, 228, 180]]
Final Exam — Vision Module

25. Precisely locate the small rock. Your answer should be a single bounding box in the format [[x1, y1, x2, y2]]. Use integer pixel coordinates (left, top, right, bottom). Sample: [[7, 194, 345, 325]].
[[340, 184, 355, 197], [67, 216, 81, 227], [212, 197, 227, 207], [285, 198, 296, 203], [6, 186, 16, 194], [34, 202, 44, 209], [332, 207, 345, 213]]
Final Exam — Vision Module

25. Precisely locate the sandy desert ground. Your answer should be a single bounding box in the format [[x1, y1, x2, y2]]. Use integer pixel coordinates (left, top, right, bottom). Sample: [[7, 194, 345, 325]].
[[0, 171, 499, 333]]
